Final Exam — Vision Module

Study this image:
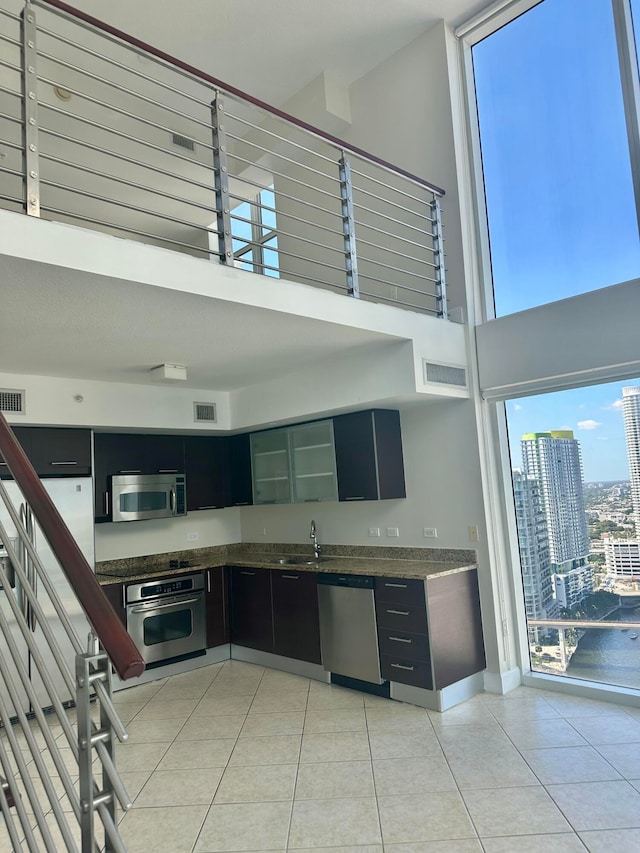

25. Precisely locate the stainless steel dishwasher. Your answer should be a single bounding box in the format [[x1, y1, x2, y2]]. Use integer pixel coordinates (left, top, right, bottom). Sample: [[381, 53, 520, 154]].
[[317, 573, 383, 684]]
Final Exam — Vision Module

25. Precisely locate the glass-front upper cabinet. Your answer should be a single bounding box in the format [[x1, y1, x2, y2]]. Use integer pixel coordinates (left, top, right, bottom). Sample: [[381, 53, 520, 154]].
[[290, 421, 338, 504], [250, 428, 292, 504], [250, 420, 338, 505]]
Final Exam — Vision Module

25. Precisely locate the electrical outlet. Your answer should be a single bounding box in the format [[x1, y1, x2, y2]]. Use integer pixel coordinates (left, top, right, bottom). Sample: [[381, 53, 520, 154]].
[[386, 527, 399, 537], [187, 532, 199, 541], [468, 525, 479, 542], [423, 527, 437, 538], [368, 527, 380, 537]]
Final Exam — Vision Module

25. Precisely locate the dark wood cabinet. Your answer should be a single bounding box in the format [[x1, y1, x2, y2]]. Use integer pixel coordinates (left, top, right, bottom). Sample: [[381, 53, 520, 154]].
[[184, 436, 226, 511], [205, 566, 228, 648], [375, 575, 432, 690], [271, 569, 322, 664], [229, 566, 273, 652], [225, 433, 253, 507], [1, 427, 91, 479], [333, 409, 405, 501], [101, 582, 126, 628], [375, 569, 485, 692], [427, 569, 486, 690]]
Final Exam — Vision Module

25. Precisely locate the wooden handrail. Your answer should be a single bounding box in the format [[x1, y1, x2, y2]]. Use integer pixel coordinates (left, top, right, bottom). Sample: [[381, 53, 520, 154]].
[[0, 413, 145, 680], [35, 0, 445, 197]]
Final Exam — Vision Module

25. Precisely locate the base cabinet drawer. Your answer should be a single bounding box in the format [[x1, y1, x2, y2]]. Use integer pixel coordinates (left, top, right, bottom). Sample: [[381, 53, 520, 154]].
[[380, 655, 433, 690], [378, 628, 430, 663], [376, 602, 428, 634], [374, 577, 425, 606]]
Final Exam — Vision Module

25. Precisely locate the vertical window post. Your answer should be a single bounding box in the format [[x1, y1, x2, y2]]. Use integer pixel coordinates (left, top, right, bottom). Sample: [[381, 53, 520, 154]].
[[339, 153, 359, 298], [612, 0, 640, 238], [211, 91, 233, 264]]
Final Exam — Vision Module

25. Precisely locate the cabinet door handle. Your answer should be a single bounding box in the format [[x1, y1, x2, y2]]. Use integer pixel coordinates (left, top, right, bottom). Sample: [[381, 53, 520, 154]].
[[384, 583, 408, 589], [206, 571, 211, 593], [50, 460, 78, 466], [387, 609, 410, 616], [158, 469, 178, 473], [104, 492, 110, 516], [234, 502, 250, 506], [198, 505, 220, 510], [389, 636, 412, 644], [281, 574, 299, 580], [391, 663, 415, 671], [240, 571, 256, 576], [119, 469, 141, 474], [344, 496, 365, 501]]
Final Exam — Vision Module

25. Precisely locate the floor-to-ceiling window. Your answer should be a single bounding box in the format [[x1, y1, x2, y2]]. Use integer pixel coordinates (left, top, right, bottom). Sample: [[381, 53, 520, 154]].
[[468, 0, 640, 692]]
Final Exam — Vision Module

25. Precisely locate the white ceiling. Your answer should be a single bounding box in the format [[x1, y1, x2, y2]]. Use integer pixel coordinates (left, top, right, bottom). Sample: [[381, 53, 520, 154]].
[[69, 0, 490, 108], [0, 254, 398, 390]]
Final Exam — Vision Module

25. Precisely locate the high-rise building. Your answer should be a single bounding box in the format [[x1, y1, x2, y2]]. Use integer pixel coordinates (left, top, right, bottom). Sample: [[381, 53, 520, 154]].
[[512, 469, 558, 635], [622, 386, 640, 537], [521, 431, 592, 609]]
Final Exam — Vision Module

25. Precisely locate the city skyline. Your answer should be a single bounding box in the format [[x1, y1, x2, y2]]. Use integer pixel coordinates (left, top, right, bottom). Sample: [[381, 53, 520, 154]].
[[507, 380, 640, 482]]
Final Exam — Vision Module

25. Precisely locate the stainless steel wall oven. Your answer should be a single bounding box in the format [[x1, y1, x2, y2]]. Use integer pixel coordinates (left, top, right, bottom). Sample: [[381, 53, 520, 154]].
[[125, 572, 206, 666]]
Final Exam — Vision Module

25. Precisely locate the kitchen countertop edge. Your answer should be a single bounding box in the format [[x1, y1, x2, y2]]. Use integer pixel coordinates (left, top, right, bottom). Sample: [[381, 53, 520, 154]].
[[97, 554, 477, 585]]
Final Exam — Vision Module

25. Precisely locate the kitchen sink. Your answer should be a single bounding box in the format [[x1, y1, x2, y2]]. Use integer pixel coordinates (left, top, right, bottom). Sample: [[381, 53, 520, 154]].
[[273, 557, 319, 566]]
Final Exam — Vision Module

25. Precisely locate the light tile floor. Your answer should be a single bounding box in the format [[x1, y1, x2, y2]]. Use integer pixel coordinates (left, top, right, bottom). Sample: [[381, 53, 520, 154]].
[[107, 661, 640, 852], [4, 660, 640, 851]]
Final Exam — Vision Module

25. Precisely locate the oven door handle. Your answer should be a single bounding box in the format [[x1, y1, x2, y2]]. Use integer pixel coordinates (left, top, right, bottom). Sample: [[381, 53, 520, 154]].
[[129, 595, 202, 613]]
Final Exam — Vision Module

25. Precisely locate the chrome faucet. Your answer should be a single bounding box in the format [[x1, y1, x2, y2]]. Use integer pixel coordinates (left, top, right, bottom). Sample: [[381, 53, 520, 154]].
[[310, 519, 321, 560]]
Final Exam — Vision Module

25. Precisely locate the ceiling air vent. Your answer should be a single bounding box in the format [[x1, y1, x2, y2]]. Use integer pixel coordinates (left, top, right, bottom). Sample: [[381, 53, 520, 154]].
[[171, 132, 195, 152], [423, 361, 467, 388], [0, 388, 25, 414], [194, 402, 217, 423]]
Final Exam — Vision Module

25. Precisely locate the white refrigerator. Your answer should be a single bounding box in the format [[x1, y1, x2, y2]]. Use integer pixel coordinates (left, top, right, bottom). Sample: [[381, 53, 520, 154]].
[[0, 477, 95, 718]]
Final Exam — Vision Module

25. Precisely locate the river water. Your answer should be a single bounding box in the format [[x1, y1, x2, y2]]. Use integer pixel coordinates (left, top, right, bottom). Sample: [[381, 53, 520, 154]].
[[566, 606, 640, 690]]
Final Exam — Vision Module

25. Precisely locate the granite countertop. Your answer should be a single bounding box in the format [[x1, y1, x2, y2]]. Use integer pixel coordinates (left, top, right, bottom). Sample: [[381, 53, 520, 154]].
[[96, 543, 477, 585]]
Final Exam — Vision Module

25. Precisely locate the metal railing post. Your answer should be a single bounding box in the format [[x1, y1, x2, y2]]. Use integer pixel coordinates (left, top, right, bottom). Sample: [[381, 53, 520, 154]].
[[339, 154, 359, 298], [431, 196, 447, 318], [211, 91, 233, 265], [22, 1, 41, 217], [77, 640, 96, 851]]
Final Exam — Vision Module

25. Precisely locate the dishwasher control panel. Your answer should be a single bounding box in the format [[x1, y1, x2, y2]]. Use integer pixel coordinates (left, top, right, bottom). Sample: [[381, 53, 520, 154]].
[[317, 573, 375, 589]]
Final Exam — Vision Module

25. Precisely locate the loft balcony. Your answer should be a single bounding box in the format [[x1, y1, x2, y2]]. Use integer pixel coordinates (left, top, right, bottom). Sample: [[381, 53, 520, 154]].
[[0, 0, 449, 317]]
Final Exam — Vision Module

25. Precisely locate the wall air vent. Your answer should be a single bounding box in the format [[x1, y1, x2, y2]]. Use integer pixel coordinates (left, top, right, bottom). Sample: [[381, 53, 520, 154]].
[[423, 361, 467, 388], [171, 132, 195, 152], [194, 402, 217, 423], [0, 388, 25, 414]]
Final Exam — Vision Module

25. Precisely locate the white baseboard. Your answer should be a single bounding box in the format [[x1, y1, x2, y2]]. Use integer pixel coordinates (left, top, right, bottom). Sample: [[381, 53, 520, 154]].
[[483, 667, 522, 695], [390, 672, 485, 712]]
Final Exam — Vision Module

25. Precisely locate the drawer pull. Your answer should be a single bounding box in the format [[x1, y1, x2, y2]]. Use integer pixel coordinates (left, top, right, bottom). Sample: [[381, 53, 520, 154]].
[[344, 496, 365, 501], [384, 582, 408, 588], [387, 609, 410, 616], [198, 505, 220, 510], [391, 663, 415, 671], [281, 574, 299, 580], [50, 460, 78, 466], [389, 636, 412, 644], [240, 571, 256, 576]]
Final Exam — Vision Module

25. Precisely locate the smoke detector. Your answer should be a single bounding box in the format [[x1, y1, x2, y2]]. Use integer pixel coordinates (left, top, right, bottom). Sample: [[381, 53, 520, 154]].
[[150, 363, 187, 383]]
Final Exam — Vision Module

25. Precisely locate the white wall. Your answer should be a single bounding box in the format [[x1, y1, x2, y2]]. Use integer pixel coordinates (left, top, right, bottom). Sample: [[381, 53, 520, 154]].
[[94, 508, 241, 562], [0, 371, 231, 432]]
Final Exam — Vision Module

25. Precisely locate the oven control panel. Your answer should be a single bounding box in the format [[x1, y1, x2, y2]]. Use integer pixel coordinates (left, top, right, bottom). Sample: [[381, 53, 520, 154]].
[[126, 572, 205, 604]]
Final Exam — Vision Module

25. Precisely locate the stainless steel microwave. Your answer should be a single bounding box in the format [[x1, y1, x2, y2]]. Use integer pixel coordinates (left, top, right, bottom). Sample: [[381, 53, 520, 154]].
[[110, 473, 187, 522]]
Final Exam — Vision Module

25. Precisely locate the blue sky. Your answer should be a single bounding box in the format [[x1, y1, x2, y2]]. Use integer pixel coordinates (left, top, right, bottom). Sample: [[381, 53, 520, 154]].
[[506, 380, 639, 482], [474, 0, 640, 482]]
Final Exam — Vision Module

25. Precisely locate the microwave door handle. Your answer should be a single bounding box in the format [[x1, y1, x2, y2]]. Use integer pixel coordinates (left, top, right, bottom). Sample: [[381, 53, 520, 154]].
[[170, 487, 176, 515]]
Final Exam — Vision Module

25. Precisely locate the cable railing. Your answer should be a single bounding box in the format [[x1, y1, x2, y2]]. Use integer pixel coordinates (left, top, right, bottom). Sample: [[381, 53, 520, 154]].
[[0, 0, 449, 316], [0, 412, 144, 851]]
